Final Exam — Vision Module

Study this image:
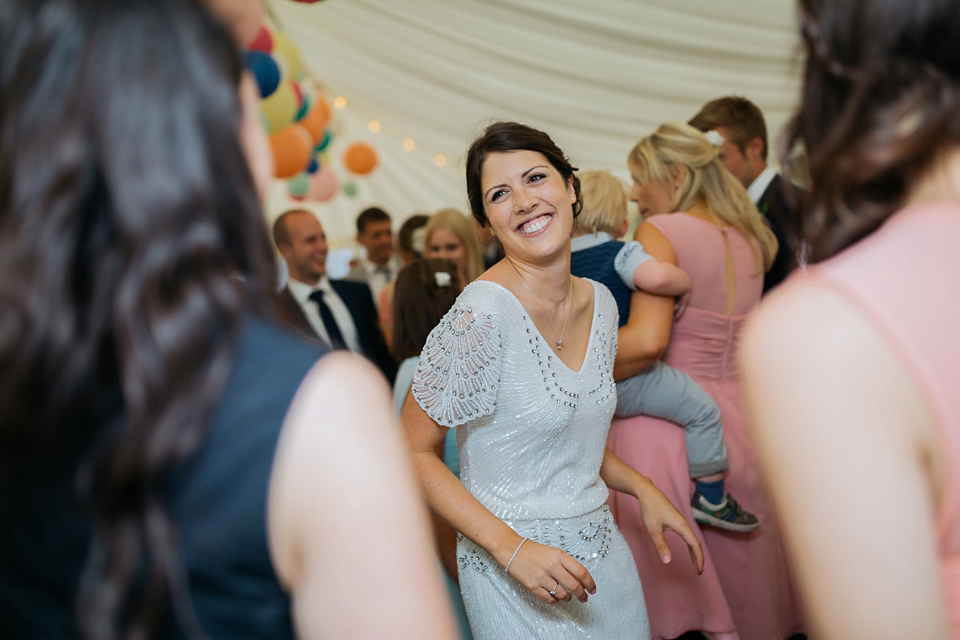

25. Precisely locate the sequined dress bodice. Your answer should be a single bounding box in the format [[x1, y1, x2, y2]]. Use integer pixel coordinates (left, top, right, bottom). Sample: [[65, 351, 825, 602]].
[[413, 279, 618, 522]]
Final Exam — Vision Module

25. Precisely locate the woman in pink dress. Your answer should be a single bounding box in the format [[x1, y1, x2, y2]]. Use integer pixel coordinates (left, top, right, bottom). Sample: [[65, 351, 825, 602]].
[[740, 1, 960, 638], [608, 122, 803, 639]]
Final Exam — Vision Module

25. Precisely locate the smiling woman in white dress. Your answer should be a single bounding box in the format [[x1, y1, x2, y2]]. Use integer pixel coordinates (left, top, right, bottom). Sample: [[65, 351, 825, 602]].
[[401, 122, 704, 639]]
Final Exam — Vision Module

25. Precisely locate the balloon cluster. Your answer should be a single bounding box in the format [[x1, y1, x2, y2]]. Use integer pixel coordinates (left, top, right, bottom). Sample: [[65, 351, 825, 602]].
[[244, 20, 378, 202]]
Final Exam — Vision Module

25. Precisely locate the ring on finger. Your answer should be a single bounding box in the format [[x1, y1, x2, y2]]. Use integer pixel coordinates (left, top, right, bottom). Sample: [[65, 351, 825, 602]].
[[549, 581, 559, 596]]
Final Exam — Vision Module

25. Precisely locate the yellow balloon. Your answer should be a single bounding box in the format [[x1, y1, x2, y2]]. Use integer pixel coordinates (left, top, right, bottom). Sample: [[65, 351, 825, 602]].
[[260, 80, 298, 133], [272, 30, 303, 79]]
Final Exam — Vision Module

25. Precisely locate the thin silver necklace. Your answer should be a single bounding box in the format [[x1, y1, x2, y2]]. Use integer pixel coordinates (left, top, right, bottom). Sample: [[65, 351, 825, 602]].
[[507, 259, 573, 350]]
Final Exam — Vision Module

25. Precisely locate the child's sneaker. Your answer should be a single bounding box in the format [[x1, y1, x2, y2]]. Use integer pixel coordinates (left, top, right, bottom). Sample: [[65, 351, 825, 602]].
[[691, 491, 760, 532]]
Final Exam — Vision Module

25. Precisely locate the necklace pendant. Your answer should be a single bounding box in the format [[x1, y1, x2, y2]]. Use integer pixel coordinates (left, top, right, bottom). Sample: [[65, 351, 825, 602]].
[[556, 339, 563, 350]]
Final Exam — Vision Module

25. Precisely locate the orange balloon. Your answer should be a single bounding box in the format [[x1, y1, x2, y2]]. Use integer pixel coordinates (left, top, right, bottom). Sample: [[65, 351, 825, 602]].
[[314, 96, 331, 130], [299, 99, 329, 144], [269, 124, 313, 179], [343, 141, 378, 175]]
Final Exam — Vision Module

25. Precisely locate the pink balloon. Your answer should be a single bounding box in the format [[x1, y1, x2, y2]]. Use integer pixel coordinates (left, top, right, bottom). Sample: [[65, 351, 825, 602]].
[[308, 166, 339, 202]]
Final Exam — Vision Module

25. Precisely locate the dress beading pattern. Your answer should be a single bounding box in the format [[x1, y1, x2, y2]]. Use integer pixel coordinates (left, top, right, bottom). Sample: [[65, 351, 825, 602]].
[[413, 305, 501, 427]]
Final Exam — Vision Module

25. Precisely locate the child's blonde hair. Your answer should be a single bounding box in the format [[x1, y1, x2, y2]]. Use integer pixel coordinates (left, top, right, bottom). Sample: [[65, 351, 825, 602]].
[[577, 169, 628, 236]]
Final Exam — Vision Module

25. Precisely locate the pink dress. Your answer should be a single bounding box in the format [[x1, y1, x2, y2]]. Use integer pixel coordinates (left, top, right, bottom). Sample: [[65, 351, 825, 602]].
[[801, 202, 960, 639], [607, 212, 803, 639]]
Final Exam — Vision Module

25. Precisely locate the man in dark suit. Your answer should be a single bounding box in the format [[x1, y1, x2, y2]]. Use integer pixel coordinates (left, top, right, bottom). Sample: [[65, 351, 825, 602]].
[[272, 209, 397, 383], [689, 96, 802, 293]]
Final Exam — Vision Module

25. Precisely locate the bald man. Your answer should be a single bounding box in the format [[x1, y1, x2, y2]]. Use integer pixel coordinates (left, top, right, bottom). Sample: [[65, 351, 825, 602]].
[[273, 209, 396, 383]]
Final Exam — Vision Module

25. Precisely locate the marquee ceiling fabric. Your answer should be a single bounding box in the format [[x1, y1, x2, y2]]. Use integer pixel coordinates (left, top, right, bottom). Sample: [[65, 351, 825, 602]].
[[264, 0, 802, 247]]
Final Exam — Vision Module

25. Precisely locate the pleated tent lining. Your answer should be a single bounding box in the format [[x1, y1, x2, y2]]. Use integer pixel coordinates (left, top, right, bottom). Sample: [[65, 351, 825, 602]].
[[263, 0, 801, 248]]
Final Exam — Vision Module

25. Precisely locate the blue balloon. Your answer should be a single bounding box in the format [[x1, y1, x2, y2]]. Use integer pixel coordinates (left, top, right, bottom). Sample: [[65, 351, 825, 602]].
[[245, 51, 281, 98], [306, 157, 319, 174]]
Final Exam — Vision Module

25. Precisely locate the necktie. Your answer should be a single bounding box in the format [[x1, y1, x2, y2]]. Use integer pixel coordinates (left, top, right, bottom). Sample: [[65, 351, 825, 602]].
[[309, 289, 345, 349]]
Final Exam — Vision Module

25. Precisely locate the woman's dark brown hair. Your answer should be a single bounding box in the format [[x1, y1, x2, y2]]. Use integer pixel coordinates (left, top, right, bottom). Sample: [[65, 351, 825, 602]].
[[397, 213, 429, 261], [0, 0, 276, 637], [465, 121, 582, 228], [392, 259, 463, 361], [784, 0, 960, 261]]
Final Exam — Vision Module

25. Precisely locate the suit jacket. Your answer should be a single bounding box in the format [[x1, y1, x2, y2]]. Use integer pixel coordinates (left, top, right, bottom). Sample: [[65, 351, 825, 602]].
[[758, 174, 803, 294], [276, 280, 397, 383]]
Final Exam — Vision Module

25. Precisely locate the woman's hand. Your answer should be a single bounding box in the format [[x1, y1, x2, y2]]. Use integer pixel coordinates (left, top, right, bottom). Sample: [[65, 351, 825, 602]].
[[635, 478, 705, 574], [599, 447, 704, 574], [503, 538, 596, 604], [504, 538, 597, 604]]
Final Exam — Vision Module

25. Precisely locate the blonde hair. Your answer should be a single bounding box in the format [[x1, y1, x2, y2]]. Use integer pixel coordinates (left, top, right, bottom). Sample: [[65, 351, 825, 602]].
[[577, 169, 628, 236], [627, 122, 778, 274], [424, 208, 484, 283]]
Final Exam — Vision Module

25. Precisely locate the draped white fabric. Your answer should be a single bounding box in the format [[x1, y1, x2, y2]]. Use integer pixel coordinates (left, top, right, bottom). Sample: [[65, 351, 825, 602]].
[[264, 0, 801, 248]]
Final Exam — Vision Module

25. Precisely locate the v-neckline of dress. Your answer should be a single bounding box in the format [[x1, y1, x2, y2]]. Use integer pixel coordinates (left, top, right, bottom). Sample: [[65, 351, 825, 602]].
[[474, 279, 598, 375]]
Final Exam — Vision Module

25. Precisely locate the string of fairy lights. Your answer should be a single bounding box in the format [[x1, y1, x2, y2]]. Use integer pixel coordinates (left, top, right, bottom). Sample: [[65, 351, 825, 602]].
[[329, 94, 452, 169]]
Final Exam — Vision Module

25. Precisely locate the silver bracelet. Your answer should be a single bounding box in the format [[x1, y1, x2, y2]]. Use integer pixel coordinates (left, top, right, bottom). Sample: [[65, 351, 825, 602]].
[[504, 537, 529, 575]]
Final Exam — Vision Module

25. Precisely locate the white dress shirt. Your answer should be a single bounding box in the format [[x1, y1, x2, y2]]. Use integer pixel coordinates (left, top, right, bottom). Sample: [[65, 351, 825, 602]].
[[352, 255, 400, 304], [746, 166, 777, 205], [287, 277, 362, 354]]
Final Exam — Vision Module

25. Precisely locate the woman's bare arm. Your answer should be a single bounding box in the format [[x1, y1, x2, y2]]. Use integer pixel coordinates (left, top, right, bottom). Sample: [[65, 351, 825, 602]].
[[600, 448, 704, 573], [614, 221, 678, 380], [740, 283, 948, 640], [268, 353, 458, 640]]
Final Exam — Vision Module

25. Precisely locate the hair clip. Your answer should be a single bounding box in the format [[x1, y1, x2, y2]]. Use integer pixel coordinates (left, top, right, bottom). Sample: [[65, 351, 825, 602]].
[[410, 227, 427, 255], [435, 271, 451, 287], [705, 130, 725, 148]]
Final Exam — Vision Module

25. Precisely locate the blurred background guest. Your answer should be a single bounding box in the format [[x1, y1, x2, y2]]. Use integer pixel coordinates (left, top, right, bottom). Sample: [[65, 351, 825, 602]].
[[378, 212, 429, 351], [346, 206, 401, 304], [609, 123, 801, 639], [397, 213, 431, 266], [381, 207, 483, 354], [689, 96, 802, 294], [424, 208, 484, 286], [273, 209, 397, 382]]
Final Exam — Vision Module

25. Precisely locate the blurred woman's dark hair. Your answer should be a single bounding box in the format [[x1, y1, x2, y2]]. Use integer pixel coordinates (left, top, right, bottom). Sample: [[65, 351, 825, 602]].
[[397, 213, 430, 263], [0, 0, 276, 636], [784, 0, 960, 261], [392, 259, 462, 362], [465, 121, 582, 228]]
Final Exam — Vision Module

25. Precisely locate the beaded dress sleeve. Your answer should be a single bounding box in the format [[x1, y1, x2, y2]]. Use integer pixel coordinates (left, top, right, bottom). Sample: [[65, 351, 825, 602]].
[[412, 288, 503, 428]]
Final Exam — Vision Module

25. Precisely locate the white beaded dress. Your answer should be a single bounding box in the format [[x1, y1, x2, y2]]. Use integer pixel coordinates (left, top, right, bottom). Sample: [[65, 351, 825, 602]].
[[413, 279, 650, 640]]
